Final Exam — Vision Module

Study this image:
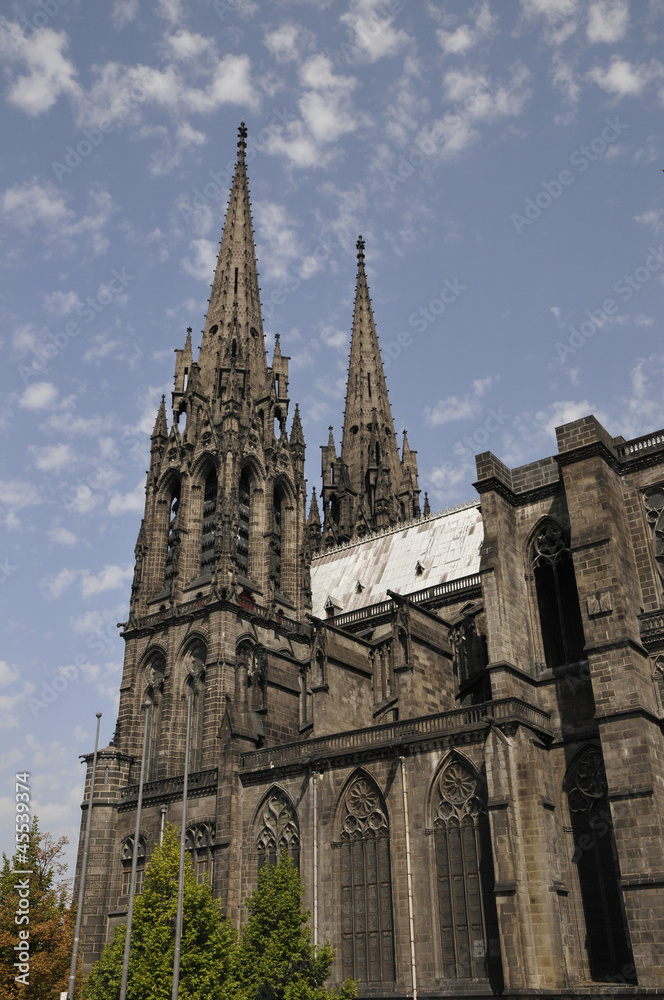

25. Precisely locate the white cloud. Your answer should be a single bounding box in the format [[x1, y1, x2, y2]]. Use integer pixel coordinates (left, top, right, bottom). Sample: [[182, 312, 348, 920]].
[[551, 53, 580, 105], [156, 0, 183, 24], [19, 381, 58, 410], [339, 0, 411, 63], [424, 376, 496, 427], [80, 564, 134, 598], [426, 458, 475, 505], [0, 681, 35, 729], [0, 179, 70, 230], [0, 181, 114, 257], [77, 54, 257, 129], [0, 20, 80, 115], [634, 208, 664, 233], [320, 325, 347, 349], [586, 0, 629, 43], [112, 0, 139, 28], [43, 290, 83, 316], [264, 56, 364, 168], [264, 24, 316, 63], [182, 238, 217, 281], [0, 479, 42, 527], [41, 567, 79, 601], [49, 525, 78, 545], [166, 29, 214, 61], [107, 481, 145, 515], [254, 201, 301, 281], [619, 354, 664, 438], [436, 3, 496, 56], [587, 57, 663, 98], [416, 64, 532, 161], [0, 661, 20, 686], [31, 443, 74, 472]]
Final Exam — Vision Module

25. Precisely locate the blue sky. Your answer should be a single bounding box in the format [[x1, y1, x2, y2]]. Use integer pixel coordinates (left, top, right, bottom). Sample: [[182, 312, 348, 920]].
[[1, 0, 663, 876]]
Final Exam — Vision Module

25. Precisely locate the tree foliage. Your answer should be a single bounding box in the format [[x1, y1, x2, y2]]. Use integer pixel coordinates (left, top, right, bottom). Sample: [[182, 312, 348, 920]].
[[223, 851, 356, 1000], [0, 817, 77, 1000], [83, 823, 235, 1000]]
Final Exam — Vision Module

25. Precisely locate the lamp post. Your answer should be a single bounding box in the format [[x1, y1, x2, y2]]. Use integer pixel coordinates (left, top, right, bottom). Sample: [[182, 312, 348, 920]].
[[119, 700, 151, 1000], [66, 711, 102, 1000], [172, 679, 194, 999]]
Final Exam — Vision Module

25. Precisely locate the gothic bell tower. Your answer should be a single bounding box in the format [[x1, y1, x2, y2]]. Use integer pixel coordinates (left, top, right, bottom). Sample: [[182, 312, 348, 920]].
[[76, 126, 314, 968], [129, 123, 310, 618]]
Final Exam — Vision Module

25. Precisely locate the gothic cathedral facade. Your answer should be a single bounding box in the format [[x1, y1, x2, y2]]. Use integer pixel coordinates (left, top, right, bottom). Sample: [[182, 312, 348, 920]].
[[75, 125, 664, 997]]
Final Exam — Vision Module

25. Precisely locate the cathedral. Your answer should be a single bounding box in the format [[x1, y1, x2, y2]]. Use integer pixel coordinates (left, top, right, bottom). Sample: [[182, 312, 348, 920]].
[[75, 124, 664, 996]]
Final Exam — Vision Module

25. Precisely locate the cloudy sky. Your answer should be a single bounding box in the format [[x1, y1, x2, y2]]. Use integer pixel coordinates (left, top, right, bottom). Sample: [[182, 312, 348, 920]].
[[1, 0, 663, 875]]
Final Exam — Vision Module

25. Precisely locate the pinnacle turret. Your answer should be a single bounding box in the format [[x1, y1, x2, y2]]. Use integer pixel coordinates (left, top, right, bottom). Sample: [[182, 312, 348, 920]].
[[339, 236, 401, 522], [196, 122, 267, 401], [152, 395, 168, 440]]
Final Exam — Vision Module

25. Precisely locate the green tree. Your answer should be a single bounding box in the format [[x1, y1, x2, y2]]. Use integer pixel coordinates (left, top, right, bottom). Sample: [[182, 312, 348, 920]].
[[84, 823, 236, 1000], [225, 851, 356, 1000], [0, 817, 77, 1000]]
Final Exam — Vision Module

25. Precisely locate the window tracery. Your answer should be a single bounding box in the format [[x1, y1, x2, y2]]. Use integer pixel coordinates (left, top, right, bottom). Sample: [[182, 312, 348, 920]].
[[532, 521, 585, 668], [566, 745, 635, 982], [340, 776, 395, 984], [186, 822, 215, 884], [255, 790, 300, 870], [120, 835, 146, 896], [432, 758, 502, 985]]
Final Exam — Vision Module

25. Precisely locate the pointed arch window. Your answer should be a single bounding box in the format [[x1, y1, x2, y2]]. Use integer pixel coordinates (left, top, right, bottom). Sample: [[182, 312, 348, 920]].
[[236, 468, 251, 576], [121, 835, 146, 896], [200, 468, 217, 578], [432, 758, 502, 985], [532, 522, 585, 669], [255, 790, 300, 871], [271, 485, 283, 591], [186, 822, 215, 884], [164, 483, 181, 590], [340, 776, 395, 984], [145, 656, 165, 782], [185, 644, 206, 772], [566, 746, 635, 982]]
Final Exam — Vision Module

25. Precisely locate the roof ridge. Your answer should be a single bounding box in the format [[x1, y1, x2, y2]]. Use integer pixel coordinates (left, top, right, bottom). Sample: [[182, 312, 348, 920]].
[[311, 499, 480, 561]]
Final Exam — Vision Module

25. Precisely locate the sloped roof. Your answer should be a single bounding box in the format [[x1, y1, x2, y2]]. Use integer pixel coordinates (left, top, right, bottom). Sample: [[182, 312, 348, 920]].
[[310, 502, 483, 618]]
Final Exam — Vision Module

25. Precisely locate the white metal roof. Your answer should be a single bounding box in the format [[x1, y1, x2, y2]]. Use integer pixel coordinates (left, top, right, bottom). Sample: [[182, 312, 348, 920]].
[[310, 502, 483, 618]]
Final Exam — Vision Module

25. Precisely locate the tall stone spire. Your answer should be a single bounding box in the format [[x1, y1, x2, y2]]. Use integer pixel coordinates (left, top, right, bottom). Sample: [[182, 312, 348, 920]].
[[340, 236, 402, 522], [196, 122, 267, 400]]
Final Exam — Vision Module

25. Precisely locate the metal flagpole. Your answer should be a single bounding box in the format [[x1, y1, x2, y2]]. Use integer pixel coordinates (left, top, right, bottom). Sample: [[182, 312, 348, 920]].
[[172, 683, 193, 1000], [120, 700, 151, 1000], [67, 711, 102, 1000]]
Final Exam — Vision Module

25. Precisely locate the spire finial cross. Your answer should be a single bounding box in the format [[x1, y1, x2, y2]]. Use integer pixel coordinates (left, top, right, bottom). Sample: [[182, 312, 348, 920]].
[[356, 234, 365, 262], [238, 121, 247, 153]]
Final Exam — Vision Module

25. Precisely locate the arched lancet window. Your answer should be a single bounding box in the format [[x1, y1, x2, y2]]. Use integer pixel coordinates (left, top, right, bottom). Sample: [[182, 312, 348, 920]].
[[186, 822, 215, 884], [164, 482, 181, 590], [145, 656, 165, 781], [121, 835, 146, 896], [566, 746, 635, 982], [271, 485, 283, 591], [432, 758, 502, 985], [299, 664, 312, 728], [200, 468, 217, 578], [255, 789, 300, 872], [654, 656, 664, 712], [532, 522, 585, 669], [236, 468, 251, 577], [185, 643, 206, 772], [340, 775, 395, 984]]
